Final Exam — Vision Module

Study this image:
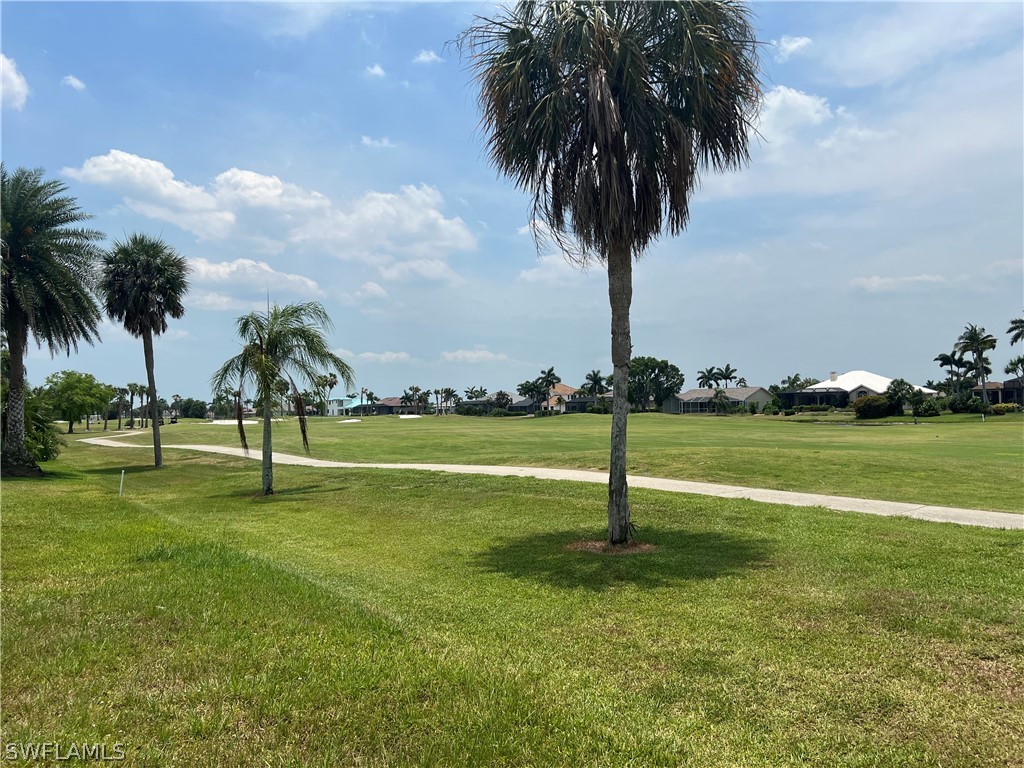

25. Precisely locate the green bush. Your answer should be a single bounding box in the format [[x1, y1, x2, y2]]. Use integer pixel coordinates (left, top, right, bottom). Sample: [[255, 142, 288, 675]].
[[991, 403, 1020, 415], [762, 404, 780, 416], [912, 398, 942, 417], [853, 395, 893, 420], [783, 409, 796, 417], [947, 393, 991, 414], [487, 408, 512, 417], [454, 405, 486, 416], [534, 409, 561, 418], [747, 401, 759, 415], [794, 404, 830, 413], [586, 405, 609, 414]]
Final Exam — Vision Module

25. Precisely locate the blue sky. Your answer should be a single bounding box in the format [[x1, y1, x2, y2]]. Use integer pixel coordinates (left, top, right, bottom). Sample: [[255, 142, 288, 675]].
[[3, 1, 1022, 401]]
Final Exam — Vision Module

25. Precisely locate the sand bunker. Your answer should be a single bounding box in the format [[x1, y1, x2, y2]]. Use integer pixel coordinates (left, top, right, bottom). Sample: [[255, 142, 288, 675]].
[[206, 419, 258, 425], [338, 419, 362, 423], [398, 414, 422, 419]]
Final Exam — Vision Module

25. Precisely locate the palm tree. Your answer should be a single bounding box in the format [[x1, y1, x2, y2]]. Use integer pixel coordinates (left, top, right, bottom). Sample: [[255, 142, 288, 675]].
[[697, 367, 718, 390], [462, 2, 759, 544], [408, 385, 423, 414], [956, 324, 998, 404], [1, 165, 104, 474], [736, 377, 748, 388], [212, 302, 353, 495], [1005, 355, 1024, 381], [716, 363, 738, 389], [115, 387, 129, 429], [100, 233, 190, 468], [584, 369, 608, 398], [934, 351, 957, 394], [1008, 315, 1024, 346], [320, 372, 338, 416], [365, 391, 379, 414], [537, 367, 561, 410]]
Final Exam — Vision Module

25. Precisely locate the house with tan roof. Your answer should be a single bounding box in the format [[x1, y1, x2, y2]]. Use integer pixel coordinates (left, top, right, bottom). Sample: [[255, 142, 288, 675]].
[[663, 387, 772, 414]]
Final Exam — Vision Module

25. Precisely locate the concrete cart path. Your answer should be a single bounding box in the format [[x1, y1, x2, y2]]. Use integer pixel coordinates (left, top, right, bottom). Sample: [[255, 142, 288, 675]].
[[79, 436, 1023, 530]]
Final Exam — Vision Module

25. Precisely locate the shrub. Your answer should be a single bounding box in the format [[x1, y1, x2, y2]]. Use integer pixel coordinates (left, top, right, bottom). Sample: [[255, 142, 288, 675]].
[[586, 405, 609, 414], [947, 393, 991, 414], [762, 404, 780, 416], [794, 404, 830, 413], [783, 409, 795, 417], [535, 409, 561, 418], [454, 405, 486, 416], [912, 398, 941, 417], [488, 408, 511, 417], [747, 401, 759, 415], [853, 395, 892, 420], [991, 403, 1020, 415]]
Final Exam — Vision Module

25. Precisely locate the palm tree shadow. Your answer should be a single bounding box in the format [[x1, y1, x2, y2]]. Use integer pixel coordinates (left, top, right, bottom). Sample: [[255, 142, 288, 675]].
[[473, 528, 772, 592]]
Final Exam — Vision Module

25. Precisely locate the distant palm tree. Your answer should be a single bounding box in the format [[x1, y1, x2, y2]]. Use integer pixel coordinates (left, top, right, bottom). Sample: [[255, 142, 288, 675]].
[[400, 390, 414, 412], [100, 233, 190, 468], [321, 372, 338, 416], [697, 367, 718, 389], [716, 364, 738, 389], [461, 1, 760, 545], [584, 369, 608, 398], [1, 165, 104, 474], [956, 324, 998, 404], [212, 302, 353, 495], [537, 367, 561, 410], [736, 377, 748, 388], [781, 373, 803, 390], [115, 387, 129, 429], [1005, 355, 1024, 380], [1009, 315, 1024, 346], [408, 385, 423, 414]]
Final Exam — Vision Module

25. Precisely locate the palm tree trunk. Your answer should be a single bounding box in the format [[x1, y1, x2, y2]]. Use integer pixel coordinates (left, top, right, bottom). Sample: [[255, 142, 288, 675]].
[[607, 242, 632, 546], [1, 314, 42, 475], [976, 353, 989, 405], [143, 331, 163, 467], [262, 395, 274, 495]]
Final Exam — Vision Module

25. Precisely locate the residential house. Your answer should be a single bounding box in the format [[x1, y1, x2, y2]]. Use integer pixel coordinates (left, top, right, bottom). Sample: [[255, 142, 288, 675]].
[[783, 371, 936, 408], [542, 383, 578, 413], [664, 387, 773, 414]]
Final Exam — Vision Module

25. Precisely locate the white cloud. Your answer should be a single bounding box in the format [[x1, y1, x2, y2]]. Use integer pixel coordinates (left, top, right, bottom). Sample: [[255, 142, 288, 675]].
[[65, 151, 476, 267], [63, 151, 228, 239], [756, 86, 832, 150], [212, 167, 329, 211], [365, 63, 386, 78], [712, 252, 754, 267], [518, 254, 594, 284], [62, 74, 86, 91], [188, 257, 324, 297], [849, 274, 947, 293], [361, 135, 396, 149], [413, 49, 443, 64], [1, 54, 30, 110], [815, 4, 1021, 87], [772, 35, 812, 63], [441, 346, 509, 364], [190, 291, 260, 311], [356, 281, 388, 300], [357, 351, 410, 364], [379, 257, 464, 284]]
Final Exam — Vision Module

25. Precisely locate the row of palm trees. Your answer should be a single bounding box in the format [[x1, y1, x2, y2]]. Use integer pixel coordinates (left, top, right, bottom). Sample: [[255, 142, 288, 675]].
[[1, 165, 190, 473], [696, 364, 747, 390], [933, 319, 1023, 402]]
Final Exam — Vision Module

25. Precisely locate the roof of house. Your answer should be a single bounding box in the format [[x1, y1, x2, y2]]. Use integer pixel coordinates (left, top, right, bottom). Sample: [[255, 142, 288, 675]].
[[375, 397, 406, 407], [804, 371, 936, 395], [543, 382, 578, 405], [676, 387, 769, 402]]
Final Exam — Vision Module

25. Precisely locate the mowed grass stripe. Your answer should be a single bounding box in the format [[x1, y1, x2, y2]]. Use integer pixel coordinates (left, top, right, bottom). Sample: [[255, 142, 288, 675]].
[[3, 440, 1022, 766]]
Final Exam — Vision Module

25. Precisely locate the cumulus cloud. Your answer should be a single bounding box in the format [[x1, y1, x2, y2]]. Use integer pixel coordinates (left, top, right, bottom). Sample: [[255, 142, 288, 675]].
[[441, 346, 509, 364], [379, 257, 465, 285], [365, 63, 386, 78], [1, 54, 30, 110], [361, 135, 396, 149], [65, 151, 476, 267], [357, 350, 410, 364], [190, 291, 261, 311], [188, 257, 324, 296], [757, 86, 832, 149], [772, 35, 812, 63], [518, 254, 593, 284], [849, 274, 947, 293], [62, 74, 86, 91], [412, 49, 443, 64]]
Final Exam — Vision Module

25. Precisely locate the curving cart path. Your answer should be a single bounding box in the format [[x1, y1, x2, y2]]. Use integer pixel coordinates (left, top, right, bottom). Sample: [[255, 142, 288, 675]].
[[79, 436, 1023, 530]]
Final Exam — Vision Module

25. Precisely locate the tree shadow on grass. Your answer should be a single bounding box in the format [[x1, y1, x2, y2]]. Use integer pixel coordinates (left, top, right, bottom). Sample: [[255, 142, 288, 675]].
[[473, 528, 772, 592]]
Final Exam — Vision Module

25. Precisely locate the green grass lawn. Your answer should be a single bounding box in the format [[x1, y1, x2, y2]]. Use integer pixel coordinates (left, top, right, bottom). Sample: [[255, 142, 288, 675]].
[[108, 411, 1024, 512], [3, 438, 1023, 766]]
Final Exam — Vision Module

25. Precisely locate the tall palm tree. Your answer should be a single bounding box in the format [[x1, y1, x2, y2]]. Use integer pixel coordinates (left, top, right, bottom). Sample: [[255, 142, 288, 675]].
[[716, 363, 738, 389], [956, 324, 998, 404], [463, 2, 760, 544], [1005, 355, 1024, 381], [115, 387, 129, 430], [697, 367, 718, 389], [100, 234, 190, 468], [1, 165, 104, 474], [537, 366, 561, 409], [212, 302, 353, 495], [585, 369, 608, 398], [1008, 315, 1024, 346]]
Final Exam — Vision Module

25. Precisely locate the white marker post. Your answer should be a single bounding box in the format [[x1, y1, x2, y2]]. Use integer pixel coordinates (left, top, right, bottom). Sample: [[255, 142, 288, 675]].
[[119, 470, 125, 497]]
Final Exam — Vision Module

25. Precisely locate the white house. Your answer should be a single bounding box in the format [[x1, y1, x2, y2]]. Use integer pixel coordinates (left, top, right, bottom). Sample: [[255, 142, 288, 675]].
[[791, 371, 936, 407]]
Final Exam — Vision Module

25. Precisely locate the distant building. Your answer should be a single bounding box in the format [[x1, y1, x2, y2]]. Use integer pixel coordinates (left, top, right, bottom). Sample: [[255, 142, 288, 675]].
[[664, 387, 772, 414], [782, 370, 936, 408]]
